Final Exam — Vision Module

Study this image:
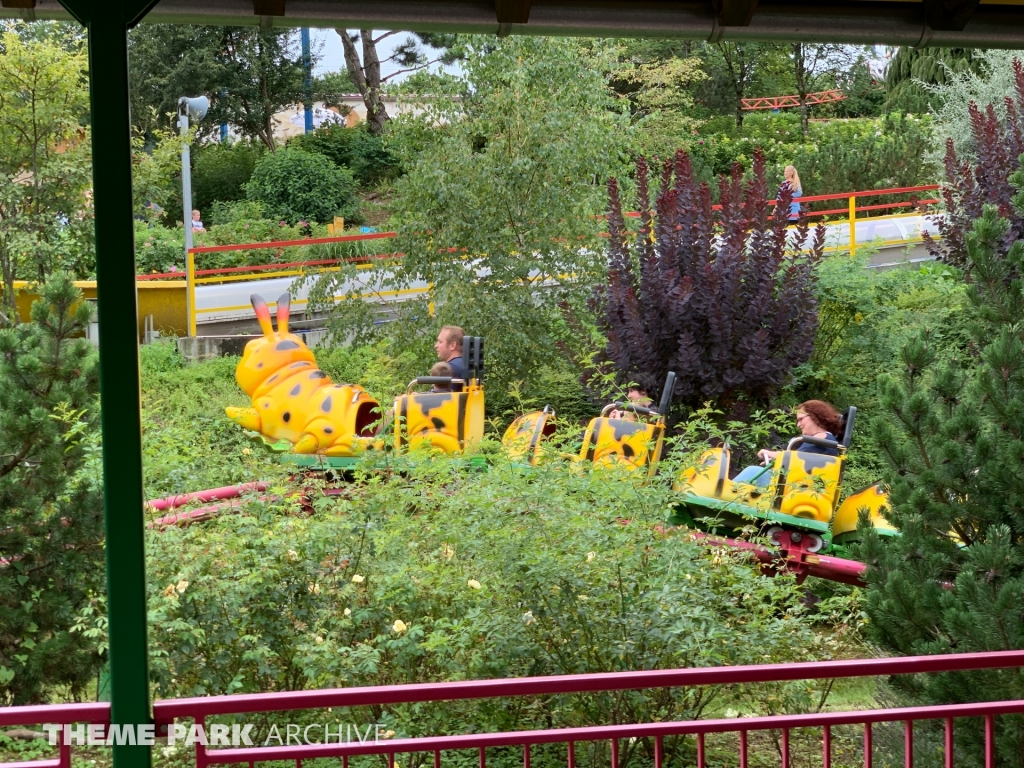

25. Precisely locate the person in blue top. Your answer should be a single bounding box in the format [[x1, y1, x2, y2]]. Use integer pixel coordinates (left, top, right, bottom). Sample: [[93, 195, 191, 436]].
[[784, 165, 802, 222], [757, 399, 842, 465]]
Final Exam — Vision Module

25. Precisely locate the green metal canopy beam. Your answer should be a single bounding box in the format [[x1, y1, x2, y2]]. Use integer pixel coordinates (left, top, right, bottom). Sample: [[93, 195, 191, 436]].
[[57, 4, 156, 768]]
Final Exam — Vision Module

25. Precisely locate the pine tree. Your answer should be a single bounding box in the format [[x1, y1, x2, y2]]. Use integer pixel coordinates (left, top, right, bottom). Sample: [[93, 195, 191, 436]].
[[599, 148, 824, 411], [0, 274, 103, 705], [860, 153, 1024, 765], [883, 47, 979, 114]]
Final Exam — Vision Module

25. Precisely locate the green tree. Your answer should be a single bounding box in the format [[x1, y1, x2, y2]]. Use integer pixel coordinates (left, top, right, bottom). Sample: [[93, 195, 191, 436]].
[[790, 44, 858, 135], [312, 35, 630, 387], [0, 29, 93, 320], [883, 47, 979, 115], [617, 52, 706, 159], [0, 274, 103, 705], [245, 147, 358, 225], [702, 43, 792, 129], [335, 30, 459, 135], [128, 25, 305, 149], [860, 205, 1024, 761]]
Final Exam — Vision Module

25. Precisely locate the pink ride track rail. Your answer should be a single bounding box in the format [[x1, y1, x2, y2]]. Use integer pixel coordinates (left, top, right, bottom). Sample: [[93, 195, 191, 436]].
[[4, 651, 1024, 768]]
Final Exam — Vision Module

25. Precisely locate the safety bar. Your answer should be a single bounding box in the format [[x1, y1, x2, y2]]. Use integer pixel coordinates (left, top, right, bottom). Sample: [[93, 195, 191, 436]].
[[786, 435, 841, 452], [406, 377, 463, 393], [600, 402, 659, 418]]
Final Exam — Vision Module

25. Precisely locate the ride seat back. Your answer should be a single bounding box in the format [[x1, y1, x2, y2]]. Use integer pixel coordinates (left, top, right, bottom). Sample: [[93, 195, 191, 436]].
[[394, 382, 485, 454], [579, 417, 665, 476], [502, 407, 556, 465], [772, 448, 844, 522], [673, 446, 731, 497], [832, 483, 897, 539]]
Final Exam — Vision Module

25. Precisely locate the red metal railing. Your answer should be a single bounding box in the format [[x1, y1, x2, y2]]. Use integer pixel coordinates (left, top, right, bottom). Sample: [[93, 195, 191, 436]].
[[137, 184, 940, 283], [4, 651, 1024, 768]]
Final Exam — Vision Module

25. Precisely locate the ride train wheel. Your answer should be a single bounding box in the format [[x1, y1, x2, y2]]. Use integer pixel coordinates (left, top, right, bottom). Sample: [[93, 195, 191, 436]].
[[766, 526, 825, 554]]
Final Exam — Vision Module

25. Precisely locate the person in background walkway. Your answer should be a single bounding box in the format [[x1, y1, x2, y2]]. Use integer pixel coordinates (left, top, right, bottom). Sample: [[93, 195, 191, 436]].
[[434, 326, 465, 381], [191, 209, 205, 232], [784, 165, 802, 222]]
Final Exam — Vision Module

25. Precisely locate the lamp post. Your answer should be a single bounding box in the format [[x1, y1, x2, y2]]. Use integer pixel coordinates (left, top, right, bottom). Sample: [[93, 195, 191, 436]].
[[177, 95, 208, 336]]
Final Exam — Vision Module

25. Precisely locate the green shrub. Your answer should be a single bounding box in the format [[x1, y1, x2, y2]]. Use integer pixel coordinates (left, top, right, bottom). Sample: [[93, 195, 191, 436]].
[[690, 113, 935, 202], [192, 142, 264, 214], [289, 124, 401, 187], [145, 452, 840, 744], [134, 221, 185, 275], [245, 147, 359, 225]]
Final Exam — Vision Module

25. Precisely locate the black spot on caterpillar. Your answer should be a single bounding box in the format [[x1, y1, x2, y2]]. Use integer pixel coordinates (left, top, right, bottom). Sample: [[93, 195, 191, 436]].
[[290, 384, 301, 396], [322, 396, 332, 413], [276, 340, 301, 351], [324, 427, 333, 434], [309, 371, 327, 379], [283, 411, 291, 423]]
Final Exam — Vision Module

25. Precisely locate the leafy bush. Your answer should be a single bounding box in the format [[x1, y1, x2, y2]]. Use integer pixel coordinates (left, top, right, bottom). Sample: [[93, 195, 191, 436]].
[[133, 212, 328, 275], [927, 57, 1024, 272], [245, 147, 359, 225], [192, 142, 264, 213], [146, 451, 839, 744], [140, 351, 288, 499], [289, 124, 401, 187], [599, 148, 824, 413]]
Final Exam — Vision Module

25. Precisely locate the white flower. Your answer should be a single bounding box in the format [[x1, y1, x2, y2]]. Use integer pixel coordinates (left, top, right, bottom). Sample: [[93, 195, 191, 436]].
[[286, 550, 299, 562], [344, 607, 352, 617], [308, 582, 321, 595], [175, 580, 189, 593], [586, 552, 596, 562], [522, 611, 536, 625], [315, 636, 324, 644], [392, 619, 408, 633], [467, 579, 481, 590], [351, 574, 364, 583]]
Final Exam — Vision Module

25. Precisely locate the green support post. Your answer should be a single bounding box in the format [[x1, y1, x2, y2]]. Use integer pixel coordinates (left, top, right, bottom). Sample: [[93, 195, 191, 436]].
[[57, 3, 158, 768]]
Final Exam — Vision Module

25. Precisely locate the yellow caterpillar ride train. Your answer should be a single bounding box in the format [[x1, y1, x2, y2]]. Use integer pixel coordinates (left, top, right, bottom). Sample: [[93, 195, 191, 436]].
[[224, 293, 898, 585]]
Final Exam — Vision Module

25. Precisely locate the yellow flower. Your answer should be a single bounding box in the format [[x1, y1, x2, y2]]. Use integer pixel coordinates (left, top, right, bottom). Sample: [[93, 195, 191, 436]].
[[467, 579, 481, 590], [392, 619, 408, 633], [242, 448, 251, 456], [586, 552, 596, 562], [351, 574, 365, 584], [343, 607, 352, 617], [162, 583, 176, 597], [315, 636, 324, 644], [175, 580, 189, 593], [286, 550, 299, 562], [308, 582, 321, 595], [385, 730, 396, 739], [441, 544, 455, 560]]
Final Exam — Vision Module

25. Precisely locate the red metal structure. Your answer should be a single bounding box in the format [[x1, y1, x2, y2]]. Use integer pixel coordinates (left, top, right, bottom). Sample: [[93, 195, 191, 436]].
[[4, 650, 1024, 768], [742, 90, 847, 111]]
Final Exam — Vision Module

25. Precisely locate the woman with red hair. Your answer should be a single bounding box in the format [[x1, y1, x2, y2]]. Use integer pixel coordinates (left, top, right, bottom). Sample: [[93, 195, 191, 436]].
[[757, 400, 843, 465]]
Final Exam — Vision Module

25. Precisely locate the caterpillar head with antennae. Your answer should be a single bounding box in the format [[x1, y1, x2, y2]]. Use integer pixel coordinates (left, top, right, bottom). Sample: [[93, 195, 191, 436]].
[[226, 293, 381, 456]]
